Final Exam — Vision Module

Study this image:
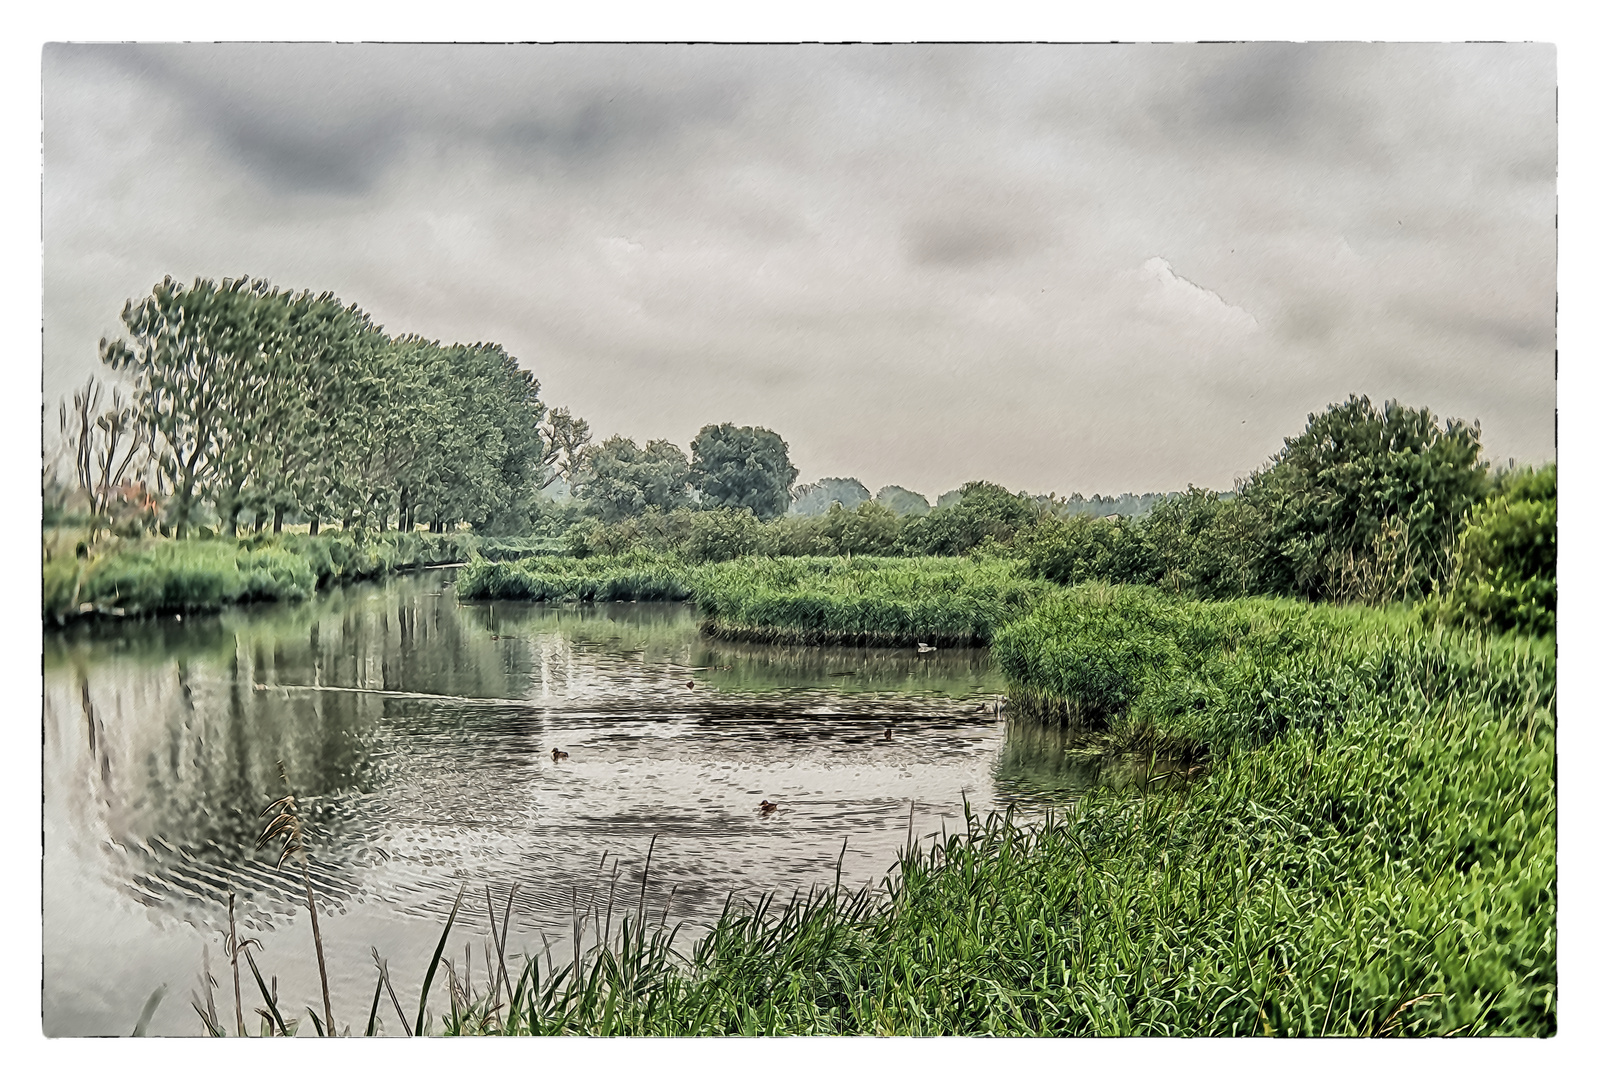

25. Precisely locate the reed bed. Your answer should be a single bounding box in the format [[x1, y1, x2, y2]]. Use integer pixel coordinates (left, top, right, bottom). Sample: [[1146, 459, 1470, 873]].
[[454, 552, 695, 603], [43, 531, 481, 622], [692, 556, 1055, 647], [191, 574, 1553, 1037]]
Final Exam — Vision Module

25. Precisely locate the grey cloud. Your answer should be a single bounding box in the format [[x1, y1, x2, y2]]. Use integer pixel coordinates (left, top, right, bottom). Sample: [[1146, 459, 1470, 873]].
[[905, 217, 1034, 267], [42, 43, 1556, 495]]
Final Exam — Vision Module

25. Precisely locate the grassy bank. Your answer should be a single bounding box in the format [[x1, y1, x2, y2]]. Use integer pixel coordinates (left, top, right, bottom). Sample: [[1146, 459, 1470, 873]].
[[406, 597, 1545, 1036], [692, 556, 1053, 647], [454, 554, 1053, 647], [454, 552, 694, 603], [43, 531, 481, 622]]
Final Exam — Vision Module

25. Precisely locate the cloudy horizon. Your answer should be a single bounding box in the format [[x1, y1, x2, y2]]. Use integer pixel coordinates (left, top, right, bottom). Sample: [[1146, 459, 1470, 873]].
[[42, 42, 1556, 500]]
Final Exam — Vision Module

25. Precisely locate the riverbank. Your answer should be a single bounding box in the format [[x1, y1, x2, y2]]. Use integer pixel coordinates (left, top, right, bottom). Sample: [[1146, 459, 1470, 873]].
[[41, 530, 495, 623], [457, 553, 1055, 647], [420, 593, 1552, 1035], [194, 576, 1549, 1036]]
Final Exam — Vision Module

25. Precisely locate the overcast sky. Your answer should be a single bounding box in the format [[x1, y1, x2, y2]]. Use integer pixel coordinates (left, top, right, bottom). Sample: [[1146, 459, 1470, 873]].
[[41, 42, 1555, 498]]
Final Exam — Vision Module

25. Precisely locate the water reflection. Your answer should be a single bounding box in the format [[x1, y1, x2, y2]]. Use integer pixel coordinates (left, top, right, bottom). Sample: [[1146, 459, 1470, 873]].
[[44, 571, 1136, 1036]]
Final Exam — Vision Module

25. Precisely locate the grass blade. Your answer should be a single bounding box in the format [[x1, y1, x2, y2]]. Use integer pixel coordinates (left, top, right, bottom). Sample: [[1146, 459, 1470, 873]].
[[416, 885, 466, 1035], [131, 984, 165, 1036]]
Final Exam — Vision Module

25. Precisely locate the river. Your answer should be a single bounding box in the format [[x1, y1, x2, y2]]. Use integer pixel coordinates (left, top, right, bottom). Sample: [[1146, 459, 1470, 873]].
[[43, 569, 1145, 1036]]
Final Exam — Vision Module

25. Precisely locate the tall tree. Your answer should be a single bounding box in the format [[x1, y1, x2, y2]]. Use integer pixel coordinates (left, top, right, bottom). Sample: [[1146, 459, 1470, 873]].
[[1243, 395, 1489, 601], [575, 436, 690, 522], [100, 276, 284, 537], [539, 407, 592, 491], [687, 422, 799, 522], [791, 477, 871, 516]]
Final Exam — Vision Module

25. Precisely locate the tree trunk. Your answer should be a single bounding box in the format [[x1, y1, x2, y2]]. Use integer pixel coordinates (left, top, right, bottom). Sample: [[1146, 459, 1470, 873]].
[[309, 515, 319, 537], [273, 506, 284, 534]]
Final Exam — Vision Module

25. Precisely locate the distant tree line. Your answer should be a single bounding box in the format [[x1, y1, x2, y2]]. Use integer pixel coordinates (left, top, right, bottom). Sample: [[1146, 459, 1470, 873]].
[[44, 279, 1552, 632]]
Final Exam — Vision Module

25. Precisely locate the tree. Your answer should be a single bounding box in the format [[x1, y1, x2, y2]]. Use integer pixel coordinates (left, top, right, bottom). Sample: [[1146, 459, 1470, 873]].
[[574, 436, 690, 522], [1243, 395, 1489, 601], [539, 407, 592, 490], [55, 375, 153, 538], [898, 481, 1042, 556], [791, 477, 870, 516], [1436, 463, 1556, 634], [101, 276, 287, 537], [875, 485, 931, 516], [688, 423, 799, 522]]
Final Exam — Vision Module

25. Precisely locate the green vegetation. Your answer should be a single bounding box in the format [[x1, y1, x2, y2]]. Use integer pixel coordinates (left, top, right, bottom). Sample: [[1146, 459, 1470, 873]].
[[43, 530, 478, 621], [455, 552, 694, 603], [693, 556, 1053, 647], [687, 423, 800, 521], [228, 591, 1548, 1036], [1434, 463, 1556, 636], [791, 477, 872, 516]]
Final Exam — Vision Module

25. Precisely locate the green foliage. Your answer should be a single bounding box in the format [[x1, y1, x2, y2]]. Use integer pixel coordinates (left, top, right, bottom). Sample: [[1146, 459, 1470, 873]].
[[693, 556, 1055, 647], [791, 477, 871, 516], [873, 485, 931, 516], [1244, 395, 1489, 602], [1435, 464, 1556, 635], [454, 553, 694, 602], [896, 481, 1042, 556], [96, 276, 551, 539], [1015, 489, 1265, 600], [688, 423, 799, 521], [42, 531, 481, 621], [686, 507, 771, 562], [575, 436, 690, 522], [431, 603, 1552, 1035]]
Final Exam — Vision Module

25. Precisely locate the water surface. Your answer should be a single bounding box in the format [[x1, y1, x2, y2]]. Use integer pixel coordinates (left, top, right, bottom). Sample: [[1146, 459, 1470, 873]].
[[44, 570, 1139, 1036]]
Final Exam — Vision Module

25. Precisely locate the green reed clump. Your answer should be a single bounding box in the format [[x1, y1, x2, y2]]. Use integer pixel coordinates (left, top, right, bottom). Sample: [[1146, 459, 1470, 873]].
[[442, 598, 1548, 1036], [693, 556, 1055, 647], [43, 530, 486, 622], [454, 552, 696, 603]]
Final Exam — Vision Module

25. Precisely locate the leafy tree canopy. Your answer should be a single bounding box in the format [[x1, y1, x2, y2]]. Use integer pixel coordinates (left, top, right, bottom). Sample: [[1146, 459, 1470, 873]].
[[575, 436, 691, 522], [1243, 394, 1488, 601], [688, 423, 799, 522], [791, 477, 871, 516], [874, 485, 931, 517]]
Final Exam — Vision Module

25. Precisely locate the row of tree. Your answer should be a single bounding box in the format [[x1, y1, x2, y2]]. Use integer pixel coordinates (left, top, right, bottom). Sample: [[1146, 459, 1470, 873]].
[[565, 395, 1555, 631], [49, 277, 824, 539]]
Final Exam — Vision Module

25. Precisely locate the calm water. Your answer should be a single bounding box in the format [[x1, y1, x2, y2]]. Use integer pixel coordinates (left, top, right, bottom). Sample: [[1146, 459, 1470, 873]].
[[44, 570, 1148, 1036]]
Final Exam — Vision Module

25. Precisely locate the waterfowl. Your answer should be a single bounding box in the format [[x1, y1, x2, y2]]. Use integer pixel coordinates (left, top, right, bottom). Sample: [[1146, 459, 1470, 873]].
[[759, 800, 778, 813], [883, 726, 893, 740], [551, 749, 569, 761], [686, 679, 695, 690], [916, 642, 937, 653]]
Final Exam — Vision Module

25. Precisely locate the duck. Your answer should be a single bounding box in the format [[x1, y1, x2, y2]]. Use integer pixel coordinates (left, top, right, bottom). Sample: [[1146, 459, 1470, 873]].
[[883, 725, 893, 740], [759, 800, 778, 814], [551, 749, 569, 762], [686, 679, 695, 690], [916, 642, 937, 653]]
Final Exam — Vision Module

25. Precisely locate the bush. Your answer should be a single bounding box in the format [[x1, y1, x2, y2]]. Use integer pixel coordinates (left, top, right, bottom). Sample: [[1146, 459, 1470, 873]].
[[1435, 463, 1556, 635]]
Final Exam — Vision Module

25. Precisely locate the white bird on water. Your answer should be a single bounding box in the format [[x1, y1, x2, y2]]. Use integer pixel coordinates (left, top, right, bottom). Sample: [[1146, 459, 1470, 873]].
[[916, 642, 937, 653]]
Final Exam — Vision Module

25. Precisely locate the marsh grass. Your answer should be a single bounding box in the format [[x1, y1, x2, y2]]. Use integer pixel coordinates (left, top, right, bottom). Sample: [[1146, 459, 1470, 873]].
[[189, 572, 1553, 1036], [455, 552, 694, 603], [692, 556, 1054, 647], [42, 530, 483, 622]]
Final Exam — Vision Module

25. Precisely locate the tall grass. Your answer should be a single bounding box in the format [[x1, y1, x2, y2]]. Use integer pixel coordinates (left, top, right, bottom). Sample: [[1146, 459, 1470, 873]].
[[43, 530, 481, 622], [190, 571, 1552, 1036], [454, 552, 695, 603], [693, 556, 1055, 647]]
